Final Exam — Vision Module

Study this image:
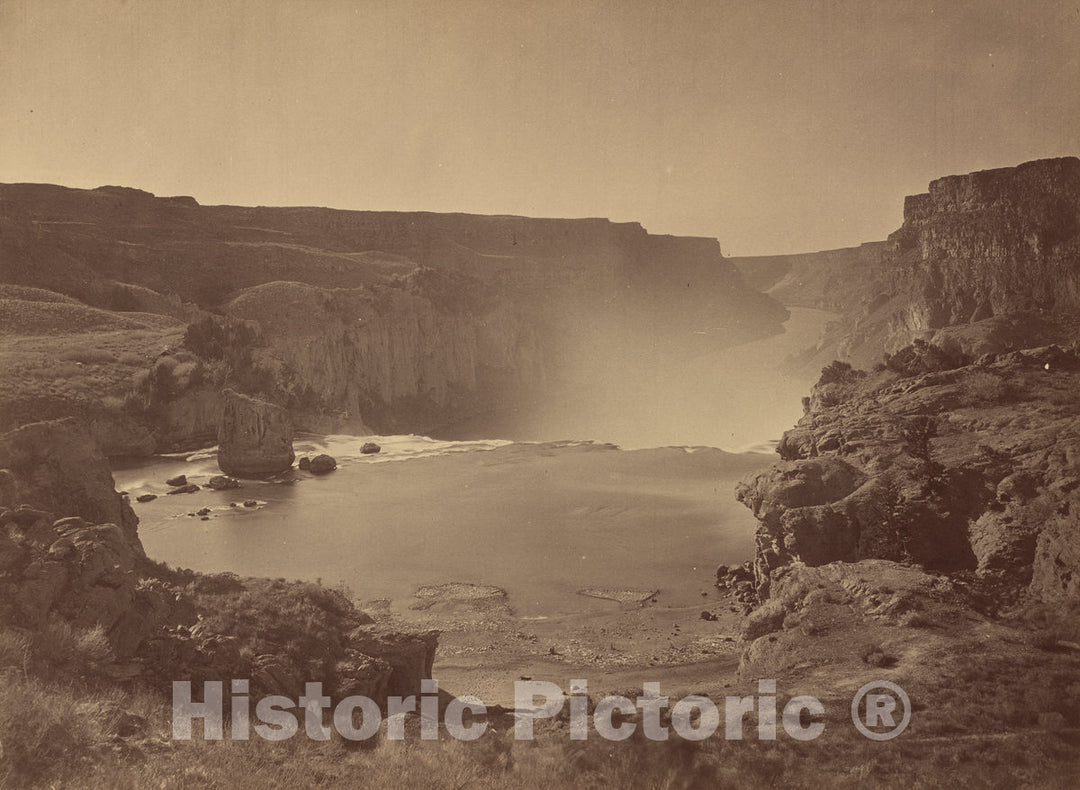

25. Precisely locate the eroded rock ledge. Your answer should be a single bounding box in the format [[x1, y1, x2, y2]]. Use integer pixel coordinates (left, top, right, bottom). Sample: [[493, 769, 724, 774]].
[[737, 341, 1080, 605]]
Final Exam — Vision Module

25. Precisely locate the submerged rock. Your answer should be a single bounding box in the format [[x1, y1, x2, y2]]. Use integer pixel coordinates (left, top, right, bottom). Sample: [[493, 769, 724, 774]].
[[166, 484, 199, 495], [165, 474, 187, 487], [298, 456, 311, 471], [206, 475, 240, 490], [216, 389, 295, 479], [135, 493, 157, 503]]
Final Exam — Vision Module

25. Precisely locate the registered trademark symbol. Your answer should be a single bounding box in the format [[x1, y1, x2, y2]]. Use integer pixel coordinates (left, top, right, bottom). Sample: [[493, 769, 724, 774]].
[[851, 680, 911, 741]]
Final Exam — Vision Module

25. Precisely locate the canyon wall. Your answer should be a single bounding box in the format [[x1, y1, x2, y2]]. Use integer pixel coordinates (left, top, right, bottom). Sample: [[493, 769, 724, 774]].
[[884, 158, 1080, 334], [730, 241, 888, 313], [0, 184, 786, 445], [736, 157, 1080, 606], [733, 157, 1080, 371]]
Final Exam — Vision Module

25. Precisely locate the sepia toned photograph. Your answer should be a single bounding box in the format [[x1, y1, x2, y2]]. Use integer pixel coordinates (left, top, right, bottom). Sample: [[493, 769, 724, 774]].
[[1, 1, 1078, 787]]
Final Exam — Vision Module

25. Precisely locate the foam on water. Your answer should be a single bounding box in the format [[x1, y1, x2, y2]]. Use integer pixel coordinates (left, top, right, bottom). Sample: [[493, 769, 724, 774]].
[[295, 433, 513, 464]]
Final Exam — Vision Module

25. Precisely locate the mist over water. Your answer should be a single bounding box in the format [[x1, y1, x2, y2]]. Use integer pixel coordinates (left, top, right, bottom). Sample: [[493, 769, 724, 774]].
[[115, 308, 831, 613], [477, 307, 835, 451]]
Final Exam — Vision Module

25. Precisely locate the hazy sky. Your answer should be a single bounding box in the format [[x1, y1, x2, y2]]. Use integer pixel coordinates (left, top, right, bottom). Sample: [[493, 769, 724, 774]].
[[2, 0, 1078, 255]]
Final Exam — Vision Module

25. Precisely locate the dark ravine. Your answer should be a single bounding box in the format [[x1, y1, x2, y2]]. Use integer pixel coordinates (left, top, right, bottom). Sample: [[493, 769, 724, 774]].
[[0, 184, 787, 452], [730, 241, 889, 314]]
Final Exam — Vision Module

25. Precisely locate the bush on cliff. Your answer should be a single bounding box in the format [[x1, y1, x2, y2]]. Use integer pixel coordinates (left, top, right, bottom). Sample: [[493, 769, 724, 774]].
[[182, 315, 260, 363], [127, 351, 212, 411], [817, 360, 865, 386], [190, 577, 361, 675], [884, 339, 969, 377], [813, 360, 869, 408]]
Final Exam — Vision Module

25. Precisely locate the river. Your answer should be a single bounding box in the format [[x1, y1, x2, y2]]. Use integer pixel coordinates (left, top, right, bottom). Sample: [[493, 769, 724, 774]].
[[111, 307, 835, 618]]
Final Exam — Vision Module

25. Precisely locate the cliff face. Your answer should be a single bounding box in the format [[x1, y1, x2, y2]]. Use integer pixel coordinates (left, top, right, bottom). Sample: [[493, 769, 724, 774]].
[[222, 280, 546, 434], [0, 420, 143, 556], [887, 157, 1080, 329], [730, 242, 888, 313], [0, 183, 786, 444], [735, 158, 1080, 370], [0, 416, 437, 707], [735, 158, 1080, 608], [216, 389, 295, 478]]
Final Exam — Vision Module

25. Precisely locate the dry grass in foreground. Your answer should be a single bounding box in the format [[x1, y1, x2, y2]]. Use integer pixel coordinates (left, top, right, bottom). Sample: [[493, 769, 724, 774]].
[[2, 620, 1079, 790]]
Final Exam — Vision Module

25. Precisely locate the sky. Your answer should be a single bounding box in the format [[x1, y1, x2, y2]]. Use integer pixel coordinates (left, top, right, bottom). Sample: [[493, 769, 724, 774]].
[[2, 0, 1078, 256]]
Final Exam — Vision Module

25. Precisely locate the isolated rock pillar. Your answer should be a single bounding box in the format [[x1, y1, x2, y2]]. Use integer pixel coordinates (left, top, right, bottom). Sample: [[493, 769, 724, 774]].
[[217, 389, 295, 478]]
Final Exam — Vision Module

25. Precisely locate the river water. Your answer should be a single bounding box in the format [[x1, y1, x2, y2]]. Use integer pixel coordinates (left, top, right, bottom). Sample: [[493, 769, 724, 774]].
[[111, 308, 835, 617]]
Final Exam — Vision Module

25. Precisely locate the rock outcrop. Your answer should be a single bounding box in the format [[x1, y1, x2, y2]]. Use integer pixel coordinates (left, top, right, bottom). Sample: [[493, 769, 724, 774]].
[[738, 344, 1080, 604], [0, 418, 439, 706], [736, 158, 1080, 371], [216, 389, 295, 478], [206, 475, 240, 490], [0, 420, 143, 556], [0, 508, 172, 657], [308, 454, 337, 474], [736, 558, 980, 680], [0, 182, 787, 443]]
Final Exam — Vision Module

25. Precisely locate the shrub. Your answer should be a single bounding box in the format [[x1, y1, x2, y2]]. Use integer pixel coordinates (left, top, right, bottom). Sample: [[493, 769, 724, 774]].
[[50, 361, 85, 379], [885, 339, 968, 377], [859, 642, 897, 668], [818, 360, 865, 386], [1028, 629, 1060, 651], [959, 371, 1009, 406], [60, 347, 117, 365], [183, 315, 260, 362], [0, 628, 31, 673], [99, 395, 126, 414], [187, 578, 365, 689], [30, 619, 113, 681]]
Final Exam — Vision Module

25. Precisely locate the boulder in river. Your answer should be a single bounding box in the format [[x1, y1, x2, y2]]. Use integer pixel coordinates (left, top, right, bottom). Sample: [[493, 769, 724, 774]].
[[217, 389, 295, 479], [165, 474, 187, 487], [360, 442, 381, 455], [309, 454, 337, 474]]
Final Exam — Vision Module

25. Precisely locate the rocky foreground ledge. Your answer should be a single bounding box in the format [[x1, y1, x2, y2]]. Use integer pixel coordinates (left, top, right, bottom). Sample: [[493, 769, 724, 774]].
[[733, 336, 1080, 684], [738, 340, 1080, 604], [0, 419, 436, 705]]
